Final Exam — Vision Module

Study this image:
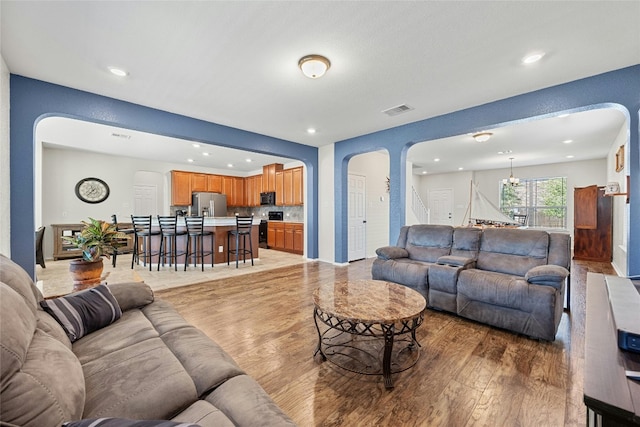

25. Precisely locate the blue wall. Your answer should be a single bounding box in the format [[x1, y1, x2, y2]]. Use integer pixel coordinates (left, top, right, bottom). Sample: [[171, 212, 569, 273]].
[[9, 76, 319, 278], [334, 65, 640, 275]]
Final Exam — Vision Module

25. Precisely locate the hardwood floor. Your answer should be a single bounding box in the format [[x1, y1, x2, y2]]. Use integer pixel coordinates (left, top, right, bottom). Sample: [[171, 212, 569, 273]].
[[156, 258, 615, 427]]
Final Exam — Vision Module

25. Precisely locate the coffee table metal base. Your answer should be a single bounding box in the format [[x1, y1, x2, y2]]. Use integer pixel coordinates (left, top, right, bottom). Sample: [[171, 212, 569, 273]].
[[313, 307, 423, 389]]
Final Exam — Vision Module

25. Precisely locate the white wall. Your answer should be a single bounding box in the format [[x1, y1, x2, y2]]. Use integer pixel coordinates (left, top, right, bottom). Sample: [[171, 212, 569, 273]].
[[317, 144, 335, 263], [607, 125, 629, 275], [0, 55, 10, 256], [348, 151, 389, 258], [418, 158, 608, 235]]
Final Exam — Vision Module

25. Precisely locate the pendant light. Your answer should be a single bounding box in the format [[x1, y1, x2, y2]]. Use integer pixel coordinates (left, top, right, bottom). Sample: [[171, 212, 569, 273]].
[[503, 157, 520, 186]]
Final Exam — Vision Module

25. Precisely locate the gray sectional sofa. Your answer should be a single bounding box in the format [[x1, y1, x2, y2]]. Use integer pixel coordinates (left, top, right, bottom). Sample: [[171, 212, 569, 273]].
[[0, 254, 295, 427], [372, 225, 571, 341]]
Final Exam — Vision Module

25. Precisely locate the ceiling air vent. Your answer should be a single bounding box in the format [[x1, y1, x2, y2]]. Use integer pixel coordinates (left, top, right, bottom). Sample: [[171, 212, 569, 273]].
[[382, 104, 414, 117]]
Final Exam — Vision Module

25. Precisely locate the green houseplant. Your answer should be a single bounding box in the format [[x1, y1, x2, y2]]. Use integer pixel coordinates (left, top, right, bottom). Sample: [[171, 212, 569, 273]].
[[62, 218, 129, 290]]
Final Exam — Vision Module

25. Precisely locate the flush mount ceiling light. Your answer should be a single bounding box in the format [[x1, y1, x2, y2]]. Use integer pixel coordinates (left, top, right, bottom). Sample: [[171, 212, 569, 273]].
[[298, 55, 331, 78], [473, 132, 493, 143], [503, 157, 520, 186], [108, 67, 128, 77]]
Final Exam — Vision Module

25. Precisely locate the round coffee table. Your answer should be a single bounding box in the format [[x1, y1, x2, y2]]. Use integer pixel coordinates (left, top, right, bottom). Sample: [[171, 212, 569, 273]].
[[313, 279, 426, 389]]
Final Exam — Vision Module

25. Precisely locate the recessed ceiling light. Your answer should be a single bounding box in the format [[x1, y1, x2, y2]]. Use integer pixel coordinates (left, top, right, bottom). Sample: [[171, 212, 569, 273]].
[[307, 128, 316, 134], [458, 167, 464, 171], [108, 67, 128, 77], [187, 159, 194, 163], [497, 150, 513, 155], [192, 143, 200, 148], [563, 139, 573, 144], [434, 158, 440, 162], [422, 171, 427, 174], [566, 155, 575, 159], [202, 152, 210, 156], [522, 52, 545, 64], [227, 163, 233, 168], [246, 158, 252, 163]]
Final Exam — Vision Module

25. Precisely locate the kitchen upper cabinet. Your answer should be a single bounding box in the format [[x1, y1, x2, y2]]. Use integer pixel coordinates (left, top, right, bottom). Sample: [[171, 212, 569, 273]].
[[207, 175, 223, 193], [191, 173, 207, 192], [171, 171, 192, 205], [292, 167, 303, 205], [283, 169, 294, 205], [245, 174, 262, 207], [233, 177, 245, 206], [275, 170, 284, 206], [263, 163, 283, 192], [274, 167, 303, 206]]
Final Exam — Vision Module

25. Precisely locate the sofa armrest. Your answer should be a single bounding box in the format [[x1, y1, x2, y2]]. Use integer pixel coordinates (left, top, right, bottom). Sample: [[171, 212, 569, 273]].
[[525, 265, 570, 289], [437, 255, 476, 268], [375, 246, 409, 260], [107, 282, 154, 311]]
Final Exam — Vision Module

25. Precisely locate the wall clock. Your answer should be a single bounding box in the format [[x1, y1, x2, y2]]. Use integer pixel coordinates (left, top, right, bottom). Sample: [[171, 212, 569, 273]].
[[75, 177, 110, 204]]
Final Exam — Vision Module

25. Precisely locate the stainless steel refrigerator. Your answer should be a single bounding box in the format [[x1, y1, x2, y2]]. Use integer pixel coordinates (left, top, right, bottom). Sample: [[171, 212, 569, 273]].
[[191, 192, 228, 217]]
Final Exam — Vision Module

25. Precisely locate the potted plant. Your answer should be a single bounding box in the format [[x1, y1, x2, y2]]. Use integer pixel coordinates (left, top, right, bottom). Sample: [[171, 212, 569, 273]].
[[62, 217, 129, 290]]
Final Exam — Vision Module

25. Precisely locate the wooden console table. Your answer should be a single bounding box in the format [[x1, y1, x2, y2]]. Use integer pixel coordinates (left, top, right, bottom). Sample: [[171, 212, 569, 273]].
[[584, 273, 640, 425]]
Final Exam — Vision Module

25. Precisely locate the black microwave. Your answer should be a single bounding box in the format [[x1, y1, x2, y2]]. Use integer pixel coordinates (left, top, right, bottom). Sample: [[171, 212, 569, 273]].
[[260, 191, 276, 205]]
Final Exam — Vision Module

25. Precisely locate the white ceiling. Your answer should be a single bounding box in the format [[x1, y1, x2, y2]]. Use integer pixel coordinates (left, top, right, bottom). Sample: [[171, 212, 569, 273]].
[[2, 1, 639, 174]]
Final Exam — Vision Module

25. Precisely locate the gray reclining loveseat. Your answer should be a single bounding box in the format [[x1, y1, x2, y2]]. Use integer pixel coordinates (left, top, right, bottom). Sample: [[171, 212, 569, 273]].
[[372, 225, 571, 340]]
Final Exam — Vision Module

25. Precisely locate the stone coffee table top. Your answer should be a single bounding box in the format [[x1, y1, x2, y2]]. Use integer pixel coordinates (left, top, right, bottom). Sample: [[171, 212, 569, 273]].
[[312, 279, 426, 324]]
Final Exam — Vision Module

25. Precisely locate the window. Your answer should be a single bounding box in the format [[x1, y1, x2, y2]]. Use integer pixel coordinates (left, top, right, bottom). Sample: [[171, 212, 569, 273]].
[[500, 177, 567, 228]]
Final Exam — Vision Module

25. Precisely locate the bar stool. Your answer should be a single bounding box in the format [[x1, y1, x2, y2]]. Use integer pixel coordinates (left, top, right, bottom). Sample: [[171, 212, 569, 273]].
[[227, 215, 254, 268], [157, 215, 187, 271], [184, 216, 215, 271], [111, 214, 134, 268], [131, 215, 161, 271]]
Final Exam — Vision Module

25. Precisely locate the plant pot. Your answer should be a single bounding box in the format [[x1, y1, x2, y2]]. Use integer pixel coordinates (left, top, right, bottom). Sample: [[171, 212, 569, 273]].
[[69, 258, 104, 291]]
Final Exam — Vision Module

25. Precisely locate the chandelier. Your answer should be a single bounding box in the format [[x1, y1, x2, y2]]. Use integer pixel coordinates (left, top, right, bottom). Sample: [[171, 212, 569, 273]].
[[503, 157, 520, 186]]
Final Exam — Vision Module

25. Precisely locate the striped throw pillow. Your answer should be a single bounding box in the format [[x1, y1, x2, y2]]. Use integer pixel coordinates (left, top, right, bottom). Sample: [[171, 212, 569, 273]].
[[40, 284, 122, 342]]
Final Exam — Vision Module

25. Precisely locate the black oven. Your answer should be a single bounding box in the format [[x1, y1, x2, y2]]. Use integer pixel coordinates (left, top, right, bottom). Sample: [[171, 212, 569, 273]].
[[260, 191, 276, 205]]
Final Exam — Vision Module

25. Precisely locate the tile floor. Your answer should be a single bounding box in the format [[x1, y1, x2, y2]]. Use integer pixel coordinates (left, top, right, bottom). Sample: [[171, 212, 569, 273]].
[[37, 248, 309, 297]]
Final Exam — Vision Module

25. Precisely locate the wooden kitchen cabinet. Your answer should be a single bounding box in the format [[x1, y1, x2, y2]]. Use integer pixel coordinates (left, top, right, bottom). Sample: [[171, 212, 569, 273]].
[[268, 222, 303, 255], [275, 170, 284, 205], [245, 174, 262, 207], [171, 171, 192, 205], [263, 163, 283, 192], [292, 223, 304, 253], [283, 169, 293, 205], [292, 167, 303, 205], [275, 167, 304, 206], [191, 173, 207, 192], [207, 174, 223, 193], [233, 177, 245, 206]]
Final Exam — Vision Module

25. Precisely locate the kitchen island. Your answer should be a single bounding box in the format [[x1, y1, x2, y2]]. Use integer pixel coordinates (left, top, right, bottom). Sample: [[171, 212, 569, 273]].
[[142, 216, 260, 266]]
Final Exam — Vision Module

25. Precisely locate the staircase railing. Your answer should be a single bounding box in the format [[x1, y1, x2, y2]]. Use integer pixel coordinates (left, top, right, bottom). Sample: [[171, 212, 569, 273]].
[[411, 186, 429, 224]]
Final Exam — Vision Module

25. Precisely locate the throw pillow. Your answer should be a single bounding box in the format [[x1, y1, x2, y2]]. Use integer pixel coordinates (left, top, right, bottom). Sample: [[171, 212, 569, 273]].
[[40, 284, 122, 342], [63, 419, 201, 427]]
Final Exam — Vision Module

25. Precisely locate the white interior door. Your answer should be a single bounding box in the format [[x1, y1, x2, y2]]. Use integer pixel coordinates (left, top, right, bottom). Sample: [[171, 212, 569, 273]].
[[348, 174, 366, 261], [133, 185, 158, 215], [428, 188, 454, 225]]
